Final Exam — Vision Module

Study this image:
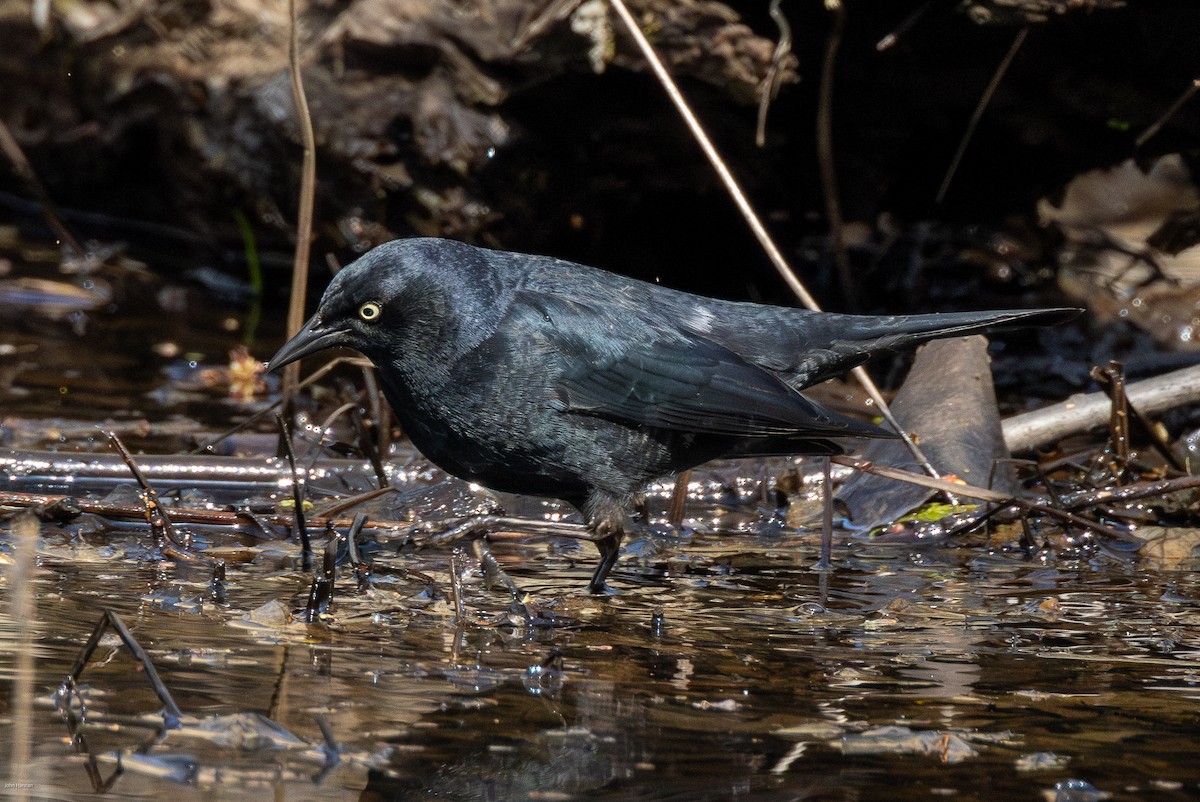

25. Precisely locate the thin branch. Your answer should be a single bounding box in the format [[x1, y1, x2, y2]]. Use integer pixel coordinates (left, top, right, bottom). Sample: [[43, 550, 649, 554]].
[[936, 27, 1028, 205], [1136, 78, 1200, 149], [277, 413, 313, 571], [1002, 362, 1200, 454], [282, 0, 318, 408], [0, 118, 85, 257], [755, 0, 793, 148], [816, 0, 856, 309], [831, 454, 1139, 543]]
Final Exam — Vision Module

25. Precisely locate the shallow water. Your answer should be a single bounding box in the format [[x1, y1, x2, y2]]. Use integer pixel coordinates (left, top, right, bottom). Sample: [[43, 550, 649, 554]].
[[3, 522, 1200, 802], [2, 248, 1199, 802]]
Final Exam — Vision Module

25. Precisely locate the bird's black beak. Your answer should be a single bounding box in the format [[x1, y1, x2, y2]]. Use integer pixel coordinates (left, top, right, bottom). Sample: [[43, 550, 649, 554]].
[[265, 314, 350, 372]]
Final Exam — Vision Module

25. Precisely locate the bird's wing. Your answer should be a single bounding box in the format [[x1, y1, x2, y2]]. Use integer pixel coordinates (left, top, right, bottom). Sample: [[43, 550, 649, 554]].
[[554, 325, 885, 440]]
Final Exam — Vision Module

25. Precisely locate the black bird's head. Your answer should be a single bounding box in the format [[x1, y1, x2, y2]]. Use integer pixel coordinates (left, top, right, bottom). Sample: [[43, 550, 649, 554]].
[[266, 238, 507, 376]]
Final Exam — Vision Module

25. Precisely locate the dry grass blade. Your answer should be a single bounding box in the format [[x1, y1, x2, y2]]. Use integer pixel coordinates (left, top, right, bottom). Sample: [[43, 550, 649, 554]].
[[282, 0, 318, 408], [936, 27, 1028, 205]]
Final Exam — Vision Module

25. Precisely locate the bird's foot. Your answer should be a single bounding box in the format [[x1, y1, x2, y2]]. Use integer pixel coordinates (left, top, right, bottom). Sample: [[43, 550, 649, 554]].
[[588, 521, 624, 595]]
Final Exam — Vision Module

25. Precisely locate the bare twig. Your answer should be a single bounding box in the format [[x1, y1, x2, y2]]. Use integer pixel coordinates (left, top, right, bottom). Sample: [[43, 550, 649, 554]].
[[277, 414, 313, 571], [607, 0, 941, 481], [282, 0, 318, 408], [936, 27, 1028, 205], [813, 456, 833, 570], [1090, 361, 1131, 479], [1002, 363, 1200, 454], [831, 454, 1139, 543], [108, 431, 206, 561], [667, 469, 691, 528], [1136, 78, 1200, 149], [62, 609, 185, 726], [449, 548, 466, 625], [755, 0, 793, 148], [816, 0, 855, 309], [0, 118, 85, 257]]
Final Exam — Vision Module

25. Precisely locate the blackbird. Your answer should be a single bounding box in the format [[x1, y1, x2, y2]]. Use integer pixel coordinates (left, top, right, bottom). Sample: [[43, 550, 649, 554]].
[[267, 237, 1076, 591]]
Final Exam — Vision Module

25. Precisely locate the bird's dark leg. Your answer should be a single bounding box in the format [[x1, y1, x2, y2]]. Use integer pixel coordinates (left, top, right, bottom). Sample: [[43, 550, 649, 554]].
[[589, 519, 624, 594], [585, 492, 629, 594]]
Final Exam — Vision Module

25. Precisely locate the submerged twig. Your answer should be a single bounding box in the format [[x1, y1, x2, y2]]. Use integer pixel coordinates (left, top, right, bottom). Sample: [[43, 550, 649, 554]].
[[667, 469, 691, 528], [449, 548, 466, 625], [472, 538, 523, 603], [62, 609, 185, 727], [813, 457, 833, 571], [876, 0, 935, 51], [1090, 361, 1131, 480], [303, 534, 338, 622], [1057, 474, 1200, 510], [312, 485, 396, 518], [936, 27, 1028, 205], [277, 414, 313, 571], [409, 514, 600, 547], [108, 431, 207, 561]]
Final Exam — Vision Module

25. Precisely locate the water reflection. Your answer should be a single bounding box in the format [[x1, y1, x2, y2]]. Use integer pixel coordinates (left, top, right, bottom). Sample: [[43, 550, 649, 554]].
[[2, 523, 1198, 801]]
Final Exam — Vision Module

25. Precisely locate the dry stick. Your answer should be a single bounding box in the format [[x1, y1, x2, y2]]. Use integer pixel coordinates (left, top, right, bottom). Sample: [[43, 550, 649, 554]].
[[607, 0, 941, 482], [1058, 473, 1200, 510], [64, 609, 185, 726], [108, 431, 207, 562], [830, 454, 1139, 542], [0, 488, 607, 549], [1090, 361, 1131, 477], [449, 549, 466, 625], [277, 414, 313, 571], [816, 0, 857, 310], [755, 0, 792, 148], [281, 0, 318, 409], [1136, 78, 1200, 149], [0, 118, 85, 257], [472, 538, 523, 603], [936, 27, 1028, 205], [1002, 362, 1200, 454], [313, 485, 396, 518], [667, 468, 691, 527], [814, 457, 834, 570]]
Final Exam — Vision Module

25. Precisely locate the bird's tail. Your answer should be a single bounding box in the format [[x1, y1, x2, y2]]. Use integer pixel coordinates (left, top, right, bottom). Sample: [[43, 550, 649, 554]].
[[800, 307, 1080, 386]]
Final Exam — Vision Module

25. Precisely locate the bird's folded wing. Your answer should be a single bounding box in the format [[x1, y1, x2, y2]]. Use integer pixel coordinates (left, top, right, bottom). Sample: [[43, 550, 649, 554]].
[[558, 333, 885, 439]]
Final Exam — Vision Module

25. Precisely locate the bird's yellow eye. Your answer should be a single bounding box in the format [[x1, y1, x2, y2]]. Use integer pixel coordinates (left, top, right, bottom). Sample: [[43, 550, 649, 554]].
[[358, 301, 382, 322]]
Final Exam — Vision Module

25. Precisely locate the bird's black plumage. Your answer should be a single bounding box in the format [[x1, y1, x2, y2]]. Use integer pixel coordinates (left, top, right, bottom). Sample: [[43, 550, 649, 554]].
[[268, 237, 1076, 591]]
